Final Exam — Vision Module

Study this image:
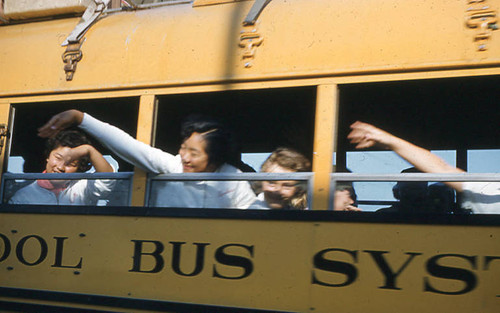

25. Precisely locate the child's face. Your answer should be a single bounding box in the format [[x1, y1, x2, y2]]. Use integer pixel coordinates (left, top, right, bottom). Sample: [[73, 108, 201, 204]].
[[45, 146, 79, 174], [333, 189, 355, 211], [261, 164, 298, 209]]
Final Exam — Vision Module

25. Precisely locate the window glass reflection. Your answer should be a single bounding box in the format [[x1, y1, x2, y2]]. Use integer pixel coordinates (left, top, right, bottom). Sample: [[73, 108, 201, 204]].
[[3, 174, 132, 206]]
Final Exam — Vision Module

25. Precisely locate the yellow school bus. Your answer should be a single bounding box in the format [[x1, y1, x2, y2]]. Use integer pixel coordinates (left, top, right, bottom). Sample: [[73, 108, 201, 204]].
[[0, 0, 499, 312]]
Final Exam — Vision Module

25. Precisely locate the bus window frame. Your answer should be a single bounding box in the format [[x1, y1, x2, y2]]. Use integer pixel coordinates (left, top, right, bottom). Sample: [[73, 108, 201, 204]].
[[145, 172, 314, 209], [1, 172, 135, 206], [329, 172, 500, 212]]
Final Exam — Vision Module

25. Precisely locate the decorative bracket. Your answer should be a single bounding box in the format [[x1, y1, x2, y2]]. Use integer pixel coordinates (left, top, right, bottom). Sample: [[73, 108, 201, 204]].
[[465, 0, 498, 51], [61, 0, 110, 80], [62, 40, 84, 81], [239, 29, 264, 68], [238, 0, 271, 68]]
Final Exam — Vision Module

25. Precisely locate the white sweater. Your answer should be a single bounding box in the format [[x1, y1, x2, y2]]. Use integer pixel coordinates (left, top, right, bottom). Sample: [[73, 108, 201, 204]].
[[79, 113, 256, 209], [462, 182, 500, 214]]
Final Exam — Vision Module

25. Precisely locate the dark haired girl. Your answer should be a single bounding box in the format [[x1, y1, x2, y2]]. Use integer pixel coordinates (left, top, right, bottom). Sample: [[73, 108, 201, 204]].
[[9, 130, 114, 205], [39, 110, 256, 209]]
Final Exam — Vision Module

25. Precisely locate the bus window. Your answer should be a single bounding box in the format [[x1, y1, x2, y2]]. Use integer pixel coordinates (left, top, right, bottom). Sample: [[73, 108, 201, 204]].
[[11, 98, 139, 173], [336, 76, 500, 213], [154, 87, 317, 168], [145, 87, 316, 209], [6, 98, 139, 206]]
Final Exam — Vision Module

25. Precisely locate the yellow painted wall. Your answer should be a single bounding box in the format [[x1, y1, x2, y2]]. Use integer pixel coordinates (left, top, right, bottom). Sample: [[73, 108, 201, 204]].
[[0, 212, 499, 312], [0, 0, 498, 96]]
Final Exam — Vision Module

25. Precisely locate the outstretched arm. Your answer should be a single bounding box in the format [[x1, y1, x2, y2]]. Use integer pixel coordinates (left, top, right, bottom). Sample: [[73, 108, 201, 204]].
[[39, 110, 179, 173], [38, 109, 84, 138], [347, 121, 464, 191]]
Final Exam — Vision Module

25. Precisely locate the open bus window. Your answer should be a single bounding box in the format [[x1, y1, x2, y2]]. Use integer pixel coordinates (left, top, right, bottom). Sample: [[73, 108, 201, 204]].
[[10, 98, 138, 173], [337, 76, 500, 214], [7, 98, 139, 206], [154, 87, 316, 172], [148, 87, 316, 210], [346, 150, 456, 211]]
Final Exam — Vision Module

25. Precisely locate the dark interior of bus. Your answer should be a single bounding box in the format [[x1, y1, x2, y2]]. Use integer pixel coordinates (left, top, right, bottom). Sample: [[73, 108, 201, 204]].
[[10, 87, 318, 173], [154, 87, 317, 171], [336, 75, 500, 171], [10, 98, 140, 172]]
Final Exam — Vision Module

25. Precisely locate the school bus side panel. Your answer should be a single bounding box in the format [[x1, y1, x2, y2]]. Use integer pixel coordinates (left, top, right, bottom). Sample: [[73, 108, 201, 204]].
[[0, 0, 499, 96], [0, 211, 499, 312]]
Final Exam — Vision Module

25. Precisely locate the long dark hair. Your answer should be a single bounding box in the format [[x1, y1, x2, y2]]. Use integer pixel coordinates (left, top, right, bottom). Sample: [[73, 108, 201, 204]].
[[180, 115, 234, 169]]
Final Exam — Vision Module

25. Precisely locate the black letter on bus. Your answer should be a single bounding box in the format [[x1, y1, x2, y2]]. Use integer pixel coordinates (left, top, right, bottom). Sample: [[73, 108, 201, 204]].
[[170, 241, 209, 277], [424, 254, 477, 295], [484, 256, 500, 270], [16, 235, 48, 266], [129, 240, 164, 273], [213, 244, 254, 280], [484, 256, 500, 298], [312, 248, 358, 287], [364, 250, 422, 290], [51, 237, 83, 269], [0, 234, 11, 262]]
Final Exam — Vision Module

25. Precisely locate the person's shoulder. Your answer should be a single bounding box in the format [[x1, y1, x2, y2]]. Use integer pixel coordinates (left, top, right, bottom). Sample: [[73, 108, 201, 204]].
[[9, 182, 40, 202], [15, 181, 38, 194]]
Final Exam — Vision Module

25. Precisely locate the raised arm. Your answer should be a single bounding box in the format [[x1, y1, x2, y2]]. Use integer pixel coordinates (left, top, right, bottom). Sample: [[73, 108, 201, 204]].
[[39, 110, 179, 174], [66, 144, 114, 172], [347, 121, 464, 191], [38, 109, 84, 138]]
